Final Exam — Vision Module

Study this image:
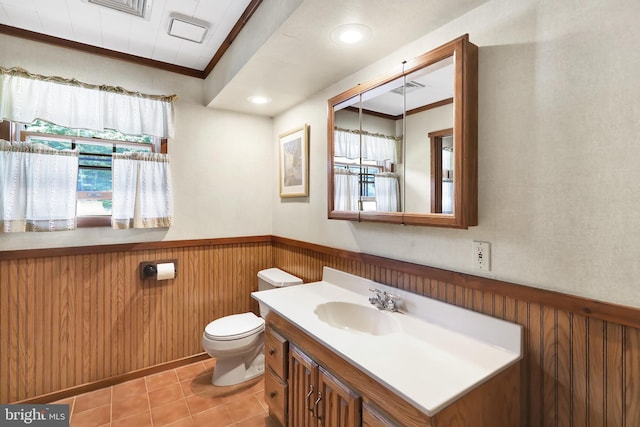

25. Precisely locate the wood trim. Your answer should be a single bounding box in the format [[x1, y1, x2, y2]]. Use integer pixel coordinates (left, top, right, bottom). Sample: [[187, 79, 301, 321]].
[[0, 1, 264, 79], [16, 353, 209, 404], [406, 97, 453, 117], [202, 0, 263, 78], [271, 236, 640, 330], [0, 24, 203, 79], [4, 234, 640, 328], [0, 235, 272, 260]]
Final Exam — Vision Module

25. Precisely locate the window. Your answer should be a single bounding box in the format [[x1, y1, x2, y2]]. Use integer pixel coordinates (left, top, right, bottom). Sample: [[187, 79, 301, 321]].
[[16, 119, 158, 226], [335, 157, 382, 211]]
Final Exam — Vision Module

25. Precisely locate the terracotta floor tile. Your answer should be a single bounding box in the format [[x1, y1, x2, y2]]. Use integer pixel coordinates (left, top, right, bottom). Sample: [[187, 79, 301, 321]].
[[73, 387, 111, 414], [176, 362, 208, 382], [254, 390, 268, 411], [111, 410, 152, 427], [165, 416, 195, 427], [185, 391, 224, 415], [225, 395, 268, 423], [111, 393, 149, 421], [190, 405, 233, 427], [70, 403, 111, 427], [201, 358, 217, 369], [180, 372, 214, 398], [148, 383, 184, 408], [146, 370, 180, 392], [52, 396, 75, 413], [235, 413, 279, 427], [151, 398, 191, 427], [57, 358, 280, 427], [220, 378, 264, 404], [112, 378, 147, 402]]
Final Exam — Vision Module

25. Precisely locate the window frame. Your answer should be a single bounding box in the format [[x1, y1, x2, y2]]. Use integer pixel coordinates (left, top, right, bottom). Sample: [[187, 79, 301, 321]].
[[14, 123, 163, 228]]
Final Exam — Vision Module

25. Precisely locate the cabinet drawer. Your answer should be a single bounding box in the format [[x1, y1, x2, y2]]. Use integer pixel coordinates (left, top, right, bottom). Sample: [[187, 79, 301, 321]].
[[265, 327, 288, 379], [265, 370, 288, 427]]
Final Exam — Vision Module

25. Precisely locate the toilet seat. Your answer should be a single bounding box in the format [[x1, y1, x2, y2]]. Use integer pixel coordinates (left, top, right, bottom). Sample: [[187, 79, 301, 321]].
[[204, 312, 264, 341]]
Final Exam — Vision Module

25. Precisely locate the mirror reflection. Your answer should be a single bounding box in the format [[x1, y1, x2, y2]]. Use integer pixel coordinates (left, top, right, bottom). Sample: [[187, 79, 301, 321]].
[[328, 34, 478, 228], [332, 56, 454, 214]]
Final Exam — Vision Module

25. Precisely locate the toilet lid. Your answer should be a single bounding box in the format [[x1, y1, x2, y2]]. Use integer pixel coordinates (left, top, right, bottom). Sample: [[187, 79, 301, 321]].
[[204, 312, 265, 341]]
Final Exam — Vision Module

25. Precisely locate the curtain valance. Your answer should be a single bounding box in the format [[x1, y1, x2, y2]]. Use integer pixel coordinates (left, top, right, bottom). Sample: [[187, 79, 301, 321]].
[[0, 67, 176, 138], [334, 128, 400, 162]]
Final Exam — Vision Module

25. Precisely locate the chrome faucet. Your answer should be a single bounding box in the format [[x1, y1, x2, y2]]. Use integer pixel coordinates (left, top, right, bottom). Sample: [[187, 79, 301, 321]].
[[368, 288, 401, 312]]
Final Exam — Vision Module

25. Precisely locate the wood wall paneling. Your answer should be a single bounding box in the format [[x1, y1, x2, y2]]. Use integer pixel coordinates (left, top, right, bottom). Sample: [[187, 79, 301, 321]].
[[270, 237, 640, 427], [2, 235, 640, 427], [0, 240, 272, 403]]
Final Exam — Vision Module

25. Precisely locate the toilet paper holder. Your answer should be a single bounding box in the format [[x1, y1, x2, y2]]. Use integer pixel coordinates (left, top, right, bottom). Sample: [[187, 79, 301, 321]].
[[140, 260, 178, 280]]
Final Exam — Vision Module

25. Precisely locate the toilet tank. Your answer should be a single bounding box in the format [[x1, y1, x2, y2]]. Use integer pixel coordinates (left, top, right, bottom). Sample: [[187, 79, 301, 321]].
[[257, 268, 303, 317]]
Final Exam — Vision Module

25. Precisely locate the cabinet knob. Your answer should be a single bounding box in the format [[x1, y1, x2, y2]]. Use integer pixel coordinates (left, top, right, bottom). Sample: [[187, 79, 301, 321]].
[[269, 390, 277, 399], [268, 347, 276, 355]]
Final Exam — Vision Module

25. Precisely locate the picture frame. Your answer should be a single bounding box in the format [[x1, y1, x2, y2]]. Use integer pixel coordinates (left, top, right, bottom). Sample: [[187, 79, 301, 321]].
[[279, 124, 309, 197]]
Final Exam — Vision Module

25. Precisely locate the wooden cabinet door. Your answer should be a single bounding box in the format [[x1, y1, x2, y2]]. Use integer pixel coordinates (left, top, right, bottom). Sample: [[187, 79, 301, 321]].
[[362, 402, 406, 427], [289, 346, 319, 427], [317, 367, 361, 427]]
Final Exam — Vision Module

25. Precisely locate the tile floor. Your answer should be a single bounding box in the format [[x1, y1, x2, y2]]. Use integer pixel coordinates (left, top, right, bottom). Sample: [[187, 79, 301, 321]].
[[53, 359, 279, 427]]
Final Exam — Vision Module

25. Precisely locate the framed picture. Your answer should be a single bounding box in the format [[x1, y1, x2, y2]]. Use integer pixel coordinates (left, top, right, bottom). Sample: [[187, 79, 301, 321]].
[[279, 124, 309, 197]]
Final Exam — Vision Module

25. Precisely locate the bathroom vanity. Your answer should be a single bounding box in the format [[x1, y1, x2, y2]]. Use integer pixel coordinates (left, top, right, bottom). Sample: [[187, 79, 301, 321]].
[[252, 268, 522, 427]]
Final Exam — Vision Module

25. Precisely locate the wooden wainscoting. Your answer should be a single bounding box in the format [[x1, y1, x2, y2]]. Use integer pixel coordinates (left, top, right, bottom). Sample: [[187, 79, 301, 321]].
[[271, 236, 640, 427], [0, 237, 272, 403], [3, 234, 640, 426]]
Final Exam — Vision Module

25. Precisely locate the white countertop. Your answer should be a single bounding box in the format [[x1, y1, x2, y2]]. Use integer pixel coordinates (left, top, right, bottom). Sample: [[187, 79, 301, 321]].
[[252, 267, 522, 416]]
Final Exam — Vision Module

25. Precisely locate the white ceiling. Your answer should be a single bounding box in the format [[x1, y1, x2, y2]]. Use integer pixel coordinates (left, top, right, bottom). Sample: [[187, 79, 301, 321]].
[[0, 0, 252, 71], [0, 0, 488, 117]]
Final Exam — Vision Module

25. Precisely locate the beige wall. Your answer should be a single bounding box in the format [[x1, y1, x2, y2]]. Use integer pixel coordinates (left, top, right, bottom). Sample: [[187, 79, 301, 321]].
[[0, 34, 274, 251], [273, 0, 640, 307], [2, 0, 639, 308]]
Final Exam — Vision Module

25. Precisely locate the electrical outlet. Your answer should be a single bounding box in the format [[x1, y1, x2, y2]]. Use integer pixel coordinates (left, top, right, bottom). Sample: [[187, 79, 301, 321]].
[[473, 241, 491, 271]]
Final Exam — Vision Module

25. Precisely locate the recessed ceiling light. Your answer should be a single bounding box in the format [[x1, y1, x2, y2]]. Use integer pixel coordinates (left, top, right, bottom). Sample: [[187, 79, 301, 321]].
[[167, 13, 209, 43], [248, 95, 271, 105], [331, 23, 372, 45]]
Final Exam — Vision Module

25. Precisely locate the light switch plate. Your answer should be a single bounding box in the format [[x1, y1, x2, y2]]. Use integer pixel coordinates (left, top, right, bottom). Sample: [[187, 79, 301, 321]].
[[473, 241, 491, 271]]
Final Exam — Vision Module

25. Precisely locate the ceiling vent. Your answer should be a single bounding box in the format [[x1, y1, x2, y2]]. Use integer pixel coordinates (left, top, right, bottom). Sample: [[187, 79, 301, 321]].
[[85, 0, 151, 19], [391, 81, 426, 95]]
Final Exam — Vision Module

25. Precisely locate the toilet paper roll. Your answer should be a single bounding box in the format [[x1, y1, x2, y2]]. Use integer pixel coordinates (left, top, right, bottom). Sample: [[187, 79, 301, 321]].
[[156, 262, 176, 280]]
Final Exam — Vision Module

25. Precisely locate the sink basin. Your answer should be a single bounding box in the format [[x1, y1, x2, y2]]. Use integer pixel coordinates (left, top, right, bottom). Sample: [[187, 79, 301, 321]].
[[314, 301, 402, 336]]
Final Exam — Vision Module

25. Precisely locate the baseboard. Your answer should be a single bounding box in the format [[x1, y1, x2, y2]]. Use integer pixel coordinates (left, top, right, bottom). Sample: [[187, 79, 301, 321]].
[[15, 353, 210, 404]]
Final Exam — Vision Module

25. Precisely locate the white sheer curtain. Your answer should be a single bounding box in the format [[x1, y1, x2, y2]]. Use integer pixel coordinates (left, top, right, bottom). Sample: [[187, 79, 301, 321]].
[[0, 67, 175, 138], [334, 169, 359, 211], [334, 129, 399, 162], [374, 173, 400, 212], [334, 130, 360, 159], [112, 153, 173, 229], [361, 133, 398, 163], [0, 140, 78, 232]]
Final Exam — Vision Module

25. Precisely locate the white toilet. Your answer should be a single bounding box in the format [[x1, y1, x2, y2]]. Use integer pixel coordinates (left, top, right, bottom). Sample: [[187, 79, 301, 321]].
[[201, 268, 303, 386]]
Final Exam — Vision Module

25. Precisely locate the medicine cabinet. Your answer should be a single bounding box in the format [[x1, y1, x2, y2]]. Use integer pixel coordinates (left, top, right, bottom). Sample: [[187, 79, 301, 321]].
[[327, 34, 478, 228]]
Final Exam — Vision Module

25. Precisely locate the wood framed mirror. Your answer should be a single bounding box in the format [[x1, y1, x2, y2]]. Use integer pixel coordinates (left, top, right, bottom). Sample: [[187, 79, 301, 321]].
[[327, 34, 478, 228]]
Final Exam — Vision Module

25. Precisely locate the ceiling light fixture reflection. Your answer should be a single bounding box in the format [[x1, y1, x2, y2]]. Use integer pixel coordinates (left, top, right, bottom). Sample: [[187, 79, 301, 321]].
[[330, 23, 372, 45], [248, 95, 271, 105]]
